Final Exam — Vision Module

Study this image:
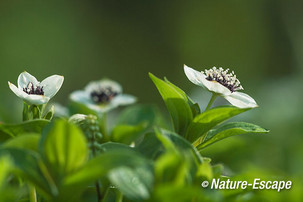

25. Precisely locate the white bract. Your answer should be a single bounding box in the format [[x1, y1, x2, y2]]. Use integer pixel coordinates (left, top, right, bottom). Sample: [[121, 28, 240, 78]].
[[8, 72, 64, 105], [184, 65, 258, 108], [70, 79, 136, 113]]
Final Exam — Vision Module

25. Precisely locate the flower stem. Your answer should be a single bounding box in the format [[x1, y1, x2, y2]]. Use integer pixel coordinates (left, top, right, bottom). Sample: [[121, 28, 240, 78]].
[[99, 113, 109, 141], [23, 103, 29, 121], [205, 93, 218, 111], [116, 190, 123, 202], [29, 185, 37, 202], [91, 128, 102, 202]]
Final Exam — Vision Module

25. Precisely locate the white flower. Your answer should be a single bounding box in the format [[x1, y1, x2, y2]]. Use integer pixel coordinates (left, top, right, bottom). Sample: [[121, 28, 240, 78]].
[[184, 65, 258, 108], [70, 79, 136, 113], [8, 71, 64, 105]]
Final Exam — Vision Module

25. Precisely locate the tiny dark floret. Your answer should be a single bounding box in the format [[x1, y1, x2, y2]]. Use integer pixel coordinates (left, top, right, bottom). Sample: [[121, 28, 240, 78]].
[[23, 82, 44, 95], [90, 87, 118, 104], [204, 67, 243, 92]]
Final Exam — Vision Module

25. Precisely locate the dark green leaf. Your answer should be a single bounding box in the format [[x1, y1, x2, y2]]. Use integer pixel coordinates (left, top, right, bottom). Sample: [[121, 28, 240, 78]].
[[98, 142, 137, 153], [3, 133, 40, 152], [0, 119, 50, 138], [117, 104, 158, 127], [97, 143, 154, 200], [197, 122, 269, 150], [111, 123, 147, 144], [136, 132, 164, 160], [64, 150, 153, 191], [108, 166, 153, 200], [0, 148, 57, 197]]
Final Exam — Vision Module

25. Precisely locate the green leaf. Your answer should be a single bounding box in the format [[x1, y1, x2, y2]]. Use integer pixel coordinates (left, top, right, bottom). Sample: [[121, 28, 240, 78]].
[[136, 132, 164, 160], [197, 122, 269, 150], [155, 128, 203, 164], [186, 106, 250, 143], [39, 120, 88, 178], [117, 104, 158, 126], [3, 133, 40, 152], [0, 148, 57, 197], [108, 166, 153, 200], [29, 105, 41, 119], [0, 155, 12, 188], [196, 161, 213, 181], [43, 105, 55, 120], [98, 142, 153, 200], [111, 123, 147, 144], [164, 77, 200, 117], [0, 155, 23, 202], [149, 73, 193, 136], [0, 130, 11, 144], [64, 150, 153, 191], [98, 142, 137, 153], [153, 184, 220, 202], [0, 119, 50, 138], [155, 128, 203, 184], [154, 151, 193, 185]]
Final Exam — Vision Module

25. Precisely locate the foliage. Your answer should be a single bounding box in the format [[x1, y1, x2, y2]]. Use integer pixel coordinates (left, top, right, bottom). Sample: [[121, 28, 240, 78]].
[[0, 72, 274, 202]]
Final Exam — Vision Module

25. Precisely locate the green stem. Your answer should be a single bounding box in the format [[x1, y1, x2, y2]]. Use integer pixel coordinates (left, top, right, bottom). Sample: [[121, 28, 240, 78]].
[[116, 190, 123, 202], [101, 187, 110, 202], [95, 182, 102, 202], [91, 131, 102, 202], [205, 93, 218, 111], [29, 185, 37, 202], [99, 113, 109, 141], [23, 102, 29, 121]]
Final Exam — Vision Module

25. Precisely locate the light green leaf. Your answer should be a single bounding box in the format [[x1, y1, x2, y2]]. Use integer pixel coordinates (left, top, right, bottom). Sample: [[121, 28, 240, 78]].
[[149, 73, 193, 136], [43, 105, 55, 120], [197, 122, 269, 150], [154, 151, 194, 185], [186, 106, 250, 143], [155, 128, 203, 164], [153, 184, 220, 202], [164, 77, 201, 117], [0, 155, 12, 189], [196, 161, 213, 181], [40, 120, 88, 178]]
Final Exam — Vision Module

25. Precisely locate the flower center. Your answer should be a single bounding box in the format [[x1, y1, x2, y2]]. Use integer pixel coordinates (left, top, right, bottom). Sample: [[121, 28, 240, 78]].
[[204, 67, 243, 92], [90, 87, 119, 104], [23, 82, 44, 95]]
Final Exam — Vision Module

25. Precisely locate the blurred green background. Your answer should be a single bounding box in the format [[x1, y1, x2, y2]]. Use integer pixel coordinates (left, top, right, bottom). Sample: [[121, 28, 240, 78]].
[[0, 0, 302, 198]]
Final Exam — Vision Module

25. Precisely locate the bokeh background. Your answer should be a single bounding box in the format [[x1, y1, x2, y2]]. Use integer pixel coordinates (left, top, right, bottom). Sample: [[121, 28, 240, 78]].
[[0, 0, 302, 199]]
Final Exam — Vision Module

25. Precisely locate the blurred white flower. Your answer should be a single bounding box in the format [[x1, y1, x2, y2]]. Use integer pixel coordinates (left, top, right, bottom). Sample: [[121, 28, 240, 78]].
[[52, 103, 69, 117], [70, 79, 136, 113], [184, 65, 258, 108], [8, 71, 64, 105]]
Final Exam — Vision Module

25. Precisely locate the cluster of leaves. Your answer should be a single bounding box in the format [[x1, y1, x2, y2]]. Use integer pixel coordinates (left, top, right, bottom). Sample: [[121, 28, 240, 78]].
[[0, 73, 268, 202]]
